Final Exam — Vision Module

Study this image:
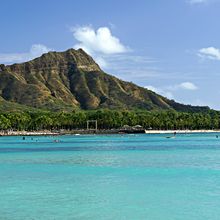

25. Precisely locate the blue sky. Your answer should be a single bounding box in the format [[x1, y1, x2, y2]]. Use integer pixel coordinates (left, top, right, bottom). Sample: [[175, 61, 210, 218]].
[[1, 0, 220, 109]]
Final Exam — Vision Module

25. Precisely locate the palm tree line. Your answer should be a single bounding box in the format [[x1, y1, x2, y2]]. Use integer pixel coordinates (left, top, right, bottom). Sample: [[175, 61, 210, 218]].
[[0, 109, 219, 131]]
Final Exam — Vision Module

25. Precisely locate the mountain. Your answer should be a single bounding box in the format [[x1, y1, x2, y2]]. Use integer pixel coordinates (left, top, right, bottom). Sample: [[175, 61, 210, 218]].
[[0, 48, 210, 112]]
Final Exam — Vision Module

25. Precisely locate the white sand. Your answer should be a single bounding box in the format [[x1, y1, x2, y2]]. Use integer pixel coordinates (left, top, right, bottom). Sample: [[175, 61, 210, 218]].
[[144, 129, 220, 134]]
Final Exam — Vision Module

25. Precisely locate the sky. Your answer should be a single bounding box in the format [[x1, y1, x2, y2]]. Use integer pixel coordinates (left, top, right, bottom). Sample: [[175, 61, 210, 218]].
[[0, 0, 220, 109]]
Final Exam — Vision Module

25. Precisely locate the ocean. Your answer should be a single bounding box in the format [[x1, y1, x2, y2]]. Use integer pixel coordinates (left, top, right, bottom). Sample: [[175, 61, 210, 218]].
[[0, 133, 220, 220]]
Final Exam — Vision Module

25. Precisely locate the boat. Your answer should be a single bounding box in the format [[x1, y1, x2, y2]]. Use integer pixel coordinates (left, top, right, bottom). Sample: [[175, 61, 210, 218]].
[[166, 136, 176, 139]]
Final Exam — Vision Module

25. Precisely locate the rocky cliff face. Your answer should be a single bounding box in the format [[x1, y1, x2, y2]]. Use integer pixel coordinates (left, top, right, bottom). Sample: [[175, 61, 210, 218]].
[[0, 48, 209, 112]]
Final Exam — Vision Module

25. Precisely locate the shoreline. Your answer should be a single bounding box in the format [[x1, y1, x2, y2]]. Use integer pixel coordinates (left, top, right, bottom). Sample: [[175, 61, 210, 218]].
[[143, 129, 220, 134], [1, 129, 220, 136]]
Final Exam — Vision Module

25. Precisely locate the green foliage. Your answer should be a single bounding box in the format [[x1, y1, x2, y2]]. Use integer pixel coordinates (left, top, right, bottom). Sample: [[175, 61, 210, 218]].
[[0, 115, 11, 130], [0, 109, 219, 131]]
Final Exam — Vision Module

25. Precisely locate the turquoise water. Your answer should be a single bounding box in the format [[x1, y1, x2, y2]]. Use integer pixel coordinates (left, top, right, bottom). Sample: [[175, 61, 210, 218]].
[[1, 133, 220, 220]]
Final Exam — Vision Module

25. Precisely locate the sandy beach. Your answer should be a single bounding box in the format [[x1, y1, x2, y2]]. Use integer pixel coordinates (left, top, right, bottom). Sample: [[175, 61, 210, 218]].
[[144, 129, 220, 134]]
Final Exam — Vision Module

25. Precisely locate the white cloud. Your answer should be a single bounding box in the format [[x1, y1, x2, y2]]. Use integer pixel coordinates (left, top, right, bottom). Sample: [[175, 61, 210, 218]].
[[0, 44, 52, 64], [72, 26, 128, 55], [145, 82, 198, 99], [188, 0, 208, 4], [168, 82, 198, 91], [178, 82, 198, 90], [198, 47, 220, 60], [71, 26, 129, 68], [29, 44, 51, 57]]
